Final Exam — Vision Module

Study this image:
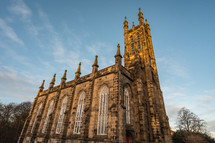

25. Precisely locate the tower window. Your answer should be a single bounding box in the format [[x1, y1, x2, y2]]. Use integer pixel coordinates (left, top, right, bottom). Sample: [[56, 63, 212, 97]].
[[137, 35, 141, 52], [124, 88, 130, 124], [131, 37, 134, 54], [97, 86, 109, 135], [56, 96, 68, 134], [31, 103, 42, 133], [42, 100, 54, 133], [73, 92, 85, 134]]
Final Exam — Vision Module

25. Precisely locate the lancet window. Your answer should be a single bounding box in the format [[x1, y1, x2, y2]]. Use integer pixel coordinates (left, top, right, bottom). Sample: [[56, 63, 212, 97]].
[[31, 103, 42, 133], [56, 96, 68, 134], [131, 37, 134, 54], [97, 86, 109, 135], [137, 35, 141, 52], [124, 87, 130, 124], [42, 100, 54, 133], [73, 92, 85, 134]]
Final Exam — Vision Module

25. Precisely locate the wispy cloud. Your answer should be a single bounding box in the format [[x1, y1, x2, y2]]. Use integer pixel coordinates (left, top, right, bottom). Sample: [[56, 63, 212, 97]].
[[9, 0, 38, 36], [9, 0, 31, 19], [157, 57, 189, 78], [0, 18, 24, 45]]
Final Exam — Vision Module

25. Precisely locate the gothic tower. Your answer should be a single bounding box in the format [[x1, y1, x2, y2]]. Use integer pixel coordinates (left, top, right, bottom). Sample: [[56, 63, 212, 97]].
[[123, 8, 172, 143]]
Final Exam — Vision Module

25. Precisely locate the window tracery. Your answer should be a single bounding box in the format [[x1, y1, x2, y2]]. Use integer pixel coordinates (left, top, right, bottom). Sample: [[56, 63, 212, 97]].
[[42, 100, 54, 133], [56, 96, 68, 134], [97, 86, 109, 135], [31, 103, 42, 133], [73, 92, 85, 134], [124, 87, 130, 124]]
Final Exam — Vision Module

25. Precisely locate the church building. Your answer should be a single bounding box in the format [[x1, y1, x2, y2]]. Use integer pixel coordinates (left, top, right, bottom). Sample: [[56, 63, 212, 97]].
[[18, 9, 172, 143]]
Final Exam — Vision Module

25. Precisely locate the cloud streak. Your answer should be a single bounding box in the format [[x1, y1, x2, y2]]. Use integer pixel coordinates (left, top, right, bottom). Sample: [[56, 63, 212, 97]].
[[0, 18, 24, 45]]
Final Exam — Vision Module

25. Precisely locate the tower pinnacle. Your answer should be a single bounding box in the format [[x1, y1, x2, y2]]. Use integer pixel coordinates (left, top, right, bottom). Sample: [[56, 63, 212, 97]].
[[115, 43, 122, 58], [124, 16, 128, 33], [138, 8, 144, 25], [92, 55, 99, 73], [38, 80, 45, 95], [49, 73, 56, 89], [75, 62, 81, 80]]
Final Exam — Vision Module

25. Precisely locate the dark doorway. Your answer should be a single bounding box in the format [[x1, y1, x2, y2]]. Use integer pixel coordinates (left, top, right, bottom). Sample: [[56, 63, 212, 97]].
[[126, 130, 133, 143]]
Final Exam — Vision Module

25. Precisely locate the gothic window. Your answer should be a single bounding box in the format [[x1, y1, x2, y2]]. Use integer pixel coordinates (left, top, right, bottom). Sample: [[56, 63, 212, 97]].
[[97, 86, 109, 135], [42, 100, 54, 133], [131, 37, 134, 54], [31, 103, 42, 133], [149, 56, 152, 66], [137, 35, 141, 52], [56, 96, 68, 134], [124, 87, 130, 124], [73, 92, 85, 134]]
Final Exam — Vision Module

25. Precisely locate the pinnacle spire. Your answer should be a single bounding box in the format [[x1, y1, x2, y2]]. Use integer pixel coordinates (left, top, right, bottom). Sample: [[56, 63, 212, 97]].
[[124, 16, 128, 33], [76, 62, 81, 74], [138, 8, 144, 25], [49, 74, 56, 89], [93, 55, 98, 67], [145, 19, 149, 25], [50, 73, 56, 84], [115, 43, 122, 57], [124, 16, 127, 22], [132, 22, 135, 29], [39, 80, 45, 89], [38, 80, 45, 95], [139, 8, 142, 13], [62, 70, 67, 80]]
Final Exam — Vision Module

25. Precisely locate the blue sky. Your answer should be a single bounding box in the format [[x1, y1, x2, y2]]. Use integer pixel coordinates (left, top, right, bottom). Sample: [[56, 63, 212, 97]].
[[0, 0, 215, 137]]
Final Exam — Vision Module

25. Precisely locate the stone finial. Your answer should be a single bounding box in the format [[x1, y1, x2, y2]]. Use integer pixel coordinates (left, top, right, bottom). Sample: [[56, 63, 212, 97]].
[[93, 55, 98, 67], [138, 8, 144, 25], [50, 73, 56, 84], [75, 62, 81, 80], [145, 19, 149, 25], [115, 43, 122, 58], [145, 19, 151, 35], [39, 80, 45, 89], [124, 16, 128, 32], [49, 74, 56, 89], [92, 55, 99, 73], [115, 44, 122, 67], [38, 80, 45, 95], [132, 22, 135, 29], [60, 70, 67, 88], [62, 70, 67, 80], [76, 62, 81, 74]]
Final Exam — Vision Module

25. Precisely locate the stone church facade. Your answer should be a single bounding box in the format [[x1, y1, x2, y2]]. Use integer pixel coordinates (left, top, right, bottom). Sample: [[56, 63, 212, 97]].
[[18, 9, 172, 143]]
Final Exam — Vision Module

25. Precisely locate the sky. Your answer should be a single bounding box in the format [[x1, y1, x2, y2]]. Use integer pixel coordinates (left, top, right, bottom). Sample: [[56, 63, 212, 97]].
[[0, 0, 215, 138]]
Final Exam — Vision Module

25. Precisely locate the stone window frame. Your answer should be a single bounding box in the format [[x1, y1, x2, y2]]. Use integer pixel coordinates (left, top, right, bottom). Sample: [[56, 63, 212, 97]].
[[131, 36, 134, 55], [42, 100, 54, 134], [73, 91, 86, 134], [31, 103, 43, 133], [137, 34, 141, 52], [124, 87, 130, 124], [55, 96, 68, 134], [97, 85, 109, 135]]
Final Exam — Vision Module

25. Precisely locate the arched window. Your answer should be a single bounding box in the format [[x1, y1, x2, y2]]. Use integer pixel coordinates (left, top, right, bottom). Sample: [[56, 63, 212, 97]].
[[42, 100, 54, 133], [56, 96, 68, 134], [97, 86, 109, 135], [137, 35, 141, 52], [73, 92, 85, 134], [124, 87, 130, 124], [31, 103, 42, 133], [131, 37, 134, 54]]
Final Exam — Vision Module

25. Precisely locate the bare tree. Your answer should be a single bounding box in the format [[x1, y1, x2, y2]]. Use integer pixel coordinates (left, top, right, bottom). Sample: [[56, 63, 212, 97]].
[[0, 101, 32, 143], [176, 107, 206, 133]]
